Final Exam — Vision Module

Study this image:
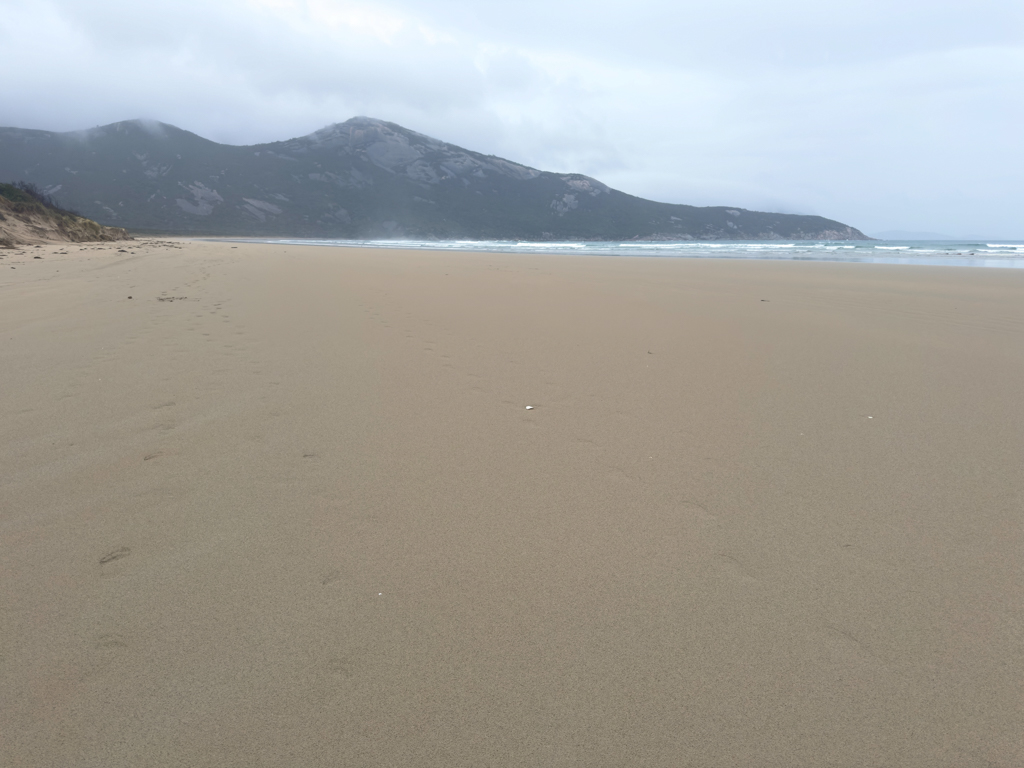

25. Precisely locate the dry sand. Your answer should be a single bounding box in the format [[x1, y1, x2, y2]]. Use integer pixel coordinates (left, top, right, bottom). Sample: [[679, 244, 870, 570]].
[[2, 239, 1022, 767]]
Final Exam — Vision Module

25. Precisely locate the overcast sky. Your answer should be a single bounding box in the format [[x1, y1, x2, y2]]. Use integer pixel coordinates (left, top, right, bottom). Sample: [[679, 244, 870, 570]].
[[2, 0, 1022, 237]]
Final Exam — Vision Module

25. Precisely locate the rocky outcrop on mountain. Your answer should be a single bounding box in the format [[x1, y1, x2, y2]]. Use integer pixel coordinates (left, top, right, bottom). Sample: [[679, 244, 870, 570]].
[[0, 118, 868, 241], [0, 182, 131, 247]]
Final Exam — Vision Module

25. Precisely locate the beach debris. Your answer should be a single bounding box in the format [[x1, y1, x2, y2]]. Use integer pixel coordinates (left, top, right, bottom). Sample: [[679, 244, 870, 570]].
[[868, 416, 873, 419], [525, 406, 534, 410]]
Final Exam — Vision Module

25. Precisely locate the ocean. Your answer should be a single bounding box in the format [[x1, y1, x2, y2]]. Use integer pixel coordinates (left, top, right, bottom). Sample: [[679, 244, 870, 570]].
[[243, 239, 1024, 268]]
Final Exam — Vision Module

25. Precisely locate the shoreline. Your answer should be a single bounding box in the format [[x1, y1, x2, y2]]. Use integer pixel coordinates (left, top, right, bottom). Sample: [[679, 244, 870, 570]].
[[2, 239, 1021, 766], [192, 236, 1024, 269]]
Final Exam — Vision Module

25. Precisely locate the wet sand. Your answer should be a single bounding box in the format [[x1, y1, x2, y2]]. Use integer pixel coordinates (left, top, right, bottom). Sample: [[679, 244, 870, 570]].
[[2, 239, 1022, 766]]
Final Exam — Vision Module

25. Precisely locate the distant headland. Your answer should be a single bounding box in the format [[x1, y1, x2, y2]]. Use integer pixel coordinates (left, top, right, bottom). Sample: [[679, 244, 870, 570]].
[[0, 118, 868, 241]]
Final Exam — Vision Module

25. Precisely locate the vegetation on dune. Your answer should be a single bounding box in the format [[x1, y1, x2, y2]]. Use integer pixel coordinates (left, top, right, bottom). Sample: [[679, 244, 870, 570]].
[[0, 181, 131, 246], [0, 181, 80, 216]]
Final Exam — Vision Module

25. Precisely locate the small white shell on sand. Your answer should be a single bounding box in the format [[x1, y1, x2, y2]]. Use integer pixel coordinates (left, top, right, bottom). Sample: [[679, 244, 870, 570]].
[[525, 406, 534, 410]]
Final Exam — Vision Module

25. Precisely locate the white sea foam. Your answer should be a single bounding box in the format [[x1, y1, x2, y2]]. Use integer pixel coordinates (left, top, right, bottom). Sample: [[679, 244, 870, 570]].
[[514, 242, 586, 248], [231, 238, 1024, 269]]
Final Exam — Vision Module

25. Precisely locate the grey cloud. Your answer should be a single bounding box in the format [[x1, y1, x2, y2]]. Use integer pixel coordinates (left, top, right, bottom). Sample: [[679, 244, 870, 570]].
[[380, 0, 1024, 69], [1, 0, 1021, 236]]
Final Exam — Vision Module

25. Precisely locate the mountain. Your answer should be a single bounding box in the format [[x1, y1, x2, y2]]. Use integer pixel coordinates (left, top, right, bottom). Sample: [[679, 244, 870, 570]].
[[0, 118, 868, 241], [0, 181, 131, 246]]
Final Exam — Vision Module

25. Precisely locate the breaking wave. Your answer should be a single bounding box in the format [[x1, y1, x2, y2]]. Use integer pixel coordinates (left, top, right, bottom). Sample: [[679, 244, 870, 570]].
[[229, 238, 1024, 268]]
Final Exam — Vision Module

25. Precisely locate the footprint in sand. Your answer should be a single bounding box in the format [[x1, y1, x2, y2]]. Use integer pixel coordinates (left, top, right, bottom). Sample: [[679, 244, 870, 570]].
[[822, 622, 886, 670], [95, 633, 128, 651], [326, 657, 355, 677], [99, 547, 131, 565], [714, 553, 759, 583]]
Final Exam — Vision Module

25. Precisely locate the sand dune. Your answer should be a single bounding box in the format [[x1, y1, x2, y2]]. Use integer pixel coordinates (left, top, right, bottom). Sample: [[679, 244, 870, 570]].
[[2, 240, 1021, 766], [0, 183, 131, 246]]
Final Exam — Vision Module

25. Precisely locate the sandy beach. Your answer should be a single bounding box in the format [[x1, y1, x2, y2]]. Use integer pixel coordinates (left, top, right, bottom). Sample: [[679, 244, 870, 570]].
[[2, 239, 1021, 767]]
